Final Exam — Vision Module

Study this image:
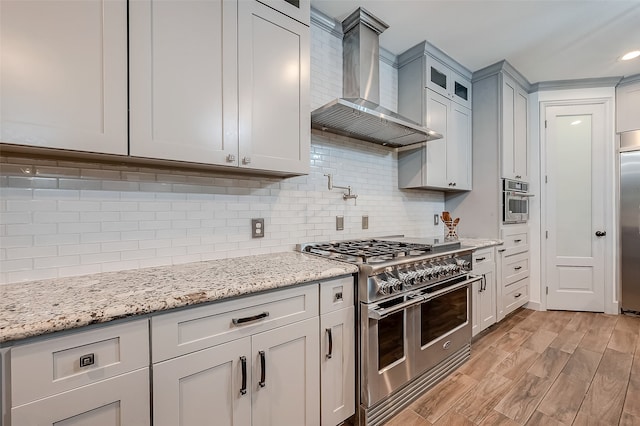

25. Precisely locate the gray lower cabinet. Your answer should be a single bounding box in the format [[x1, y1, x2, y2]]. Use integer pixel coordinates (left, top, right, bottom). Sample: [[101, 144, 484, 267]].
[[153, 318, 319, 426], [471, 247, 497, 337], [3, 276, 355, 426], [497, 226, 530, 321], [11, 369, 150, 426], [319, 276, 355, 426], [7, 319, 150, 425]]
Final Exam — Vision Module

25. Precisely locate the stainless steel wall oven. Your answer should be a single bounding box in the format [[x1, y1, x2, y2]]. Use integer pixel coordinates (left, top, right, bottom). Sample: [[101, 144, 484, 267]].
[[503, 178, 532, 223]]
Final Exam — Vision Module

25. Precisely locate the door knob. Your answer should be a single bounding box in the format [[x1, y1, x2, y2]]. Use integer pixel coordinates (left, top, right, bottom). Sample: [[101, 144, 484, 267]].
[[595, 231, 606, 237]]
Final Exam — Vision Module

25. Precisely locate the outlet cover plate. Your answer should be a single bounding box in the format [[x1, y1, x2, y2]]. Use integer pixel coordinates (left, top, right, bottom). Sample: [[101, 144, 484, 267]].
[[336, 216, 344, 231], [251, 218, 264, 238], [362, 215, 369, 229]]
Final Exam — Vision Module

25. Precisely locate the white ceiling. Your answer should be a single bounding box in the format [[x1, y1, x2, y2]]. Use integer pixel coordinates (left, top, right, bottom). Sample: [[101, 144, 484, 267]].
[[310, 0, 640, 84]]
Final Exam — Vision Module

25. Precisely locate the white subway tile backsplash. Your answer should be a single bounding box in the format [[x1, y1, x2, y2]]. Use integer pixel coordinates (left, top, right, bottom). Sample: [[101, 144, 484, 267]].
[[6, 246, 57, 260], [59, 243, 101, 256], [102, 260, 140, 273], [101, 240, 138, 253], [80, 252, 120, 265], [34, 255, 79, 269], [80, 232, 122, 244]]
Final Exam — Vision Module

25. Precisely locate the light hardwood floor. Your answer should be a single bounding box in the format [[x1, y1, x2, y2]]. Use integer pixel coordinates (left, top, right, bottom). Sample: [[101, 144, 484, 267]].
[[385, 309, 640, 426]]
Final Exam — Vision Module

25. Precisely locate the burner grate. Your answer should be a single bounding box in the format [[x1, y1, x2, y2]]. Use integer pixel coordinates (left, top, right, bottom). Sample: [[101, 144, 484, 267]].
[[306, 239, 432, 262]]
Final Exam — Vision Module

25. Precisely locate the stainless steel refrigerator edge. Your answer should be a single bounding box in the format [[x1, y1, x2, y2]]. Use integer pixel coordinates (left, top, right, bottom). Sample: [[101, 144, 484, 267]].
[[620, 130, 640, 313]]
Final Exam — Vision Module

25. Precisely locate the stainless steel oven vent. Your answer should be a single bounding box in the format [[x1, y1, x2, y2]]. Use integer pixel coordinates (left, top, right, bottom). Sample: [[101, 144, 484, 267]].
[[311, 8, 442, 147]]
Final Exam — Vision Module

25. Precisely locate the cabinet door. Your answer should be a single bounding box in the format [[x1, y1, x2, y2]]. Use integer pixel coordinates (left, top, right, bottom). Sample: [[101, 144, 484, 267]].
[[320, 307, 355, 426], [479, 269, 497, 332], [424, 90, 449, 189], [448, 103, 472, 190], [513, 86, 529, 181], [1, 0, 127, 155], [502, 76, 517, 180], [501, 75, 529, 181], [257, 0, 310, 25], [129, 0, 238, 165], [471, 278, 480, 337], [153, 338, 251, 426], [451, 72, 472, 109], [11, 368, 149, 425], [252, 317, 320, 426], [238, 0, 310, 175], [425, 55, 451, 99]]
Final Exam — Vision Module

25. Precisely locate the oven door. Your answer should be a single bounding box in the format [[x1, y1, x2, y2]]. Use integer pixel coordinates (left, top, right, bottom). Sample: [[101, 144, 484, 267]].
[[412, 274, 481, 375], [361, 294, 420, 407], [503, 191, 530, 223]]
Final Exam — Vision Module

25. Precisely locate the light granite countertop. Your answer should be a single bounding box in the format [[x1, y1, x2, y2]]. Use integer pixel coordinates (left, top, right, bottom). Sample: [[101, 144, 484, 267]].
[[0, 252, 358, 345], [458, 237, 504, 250]]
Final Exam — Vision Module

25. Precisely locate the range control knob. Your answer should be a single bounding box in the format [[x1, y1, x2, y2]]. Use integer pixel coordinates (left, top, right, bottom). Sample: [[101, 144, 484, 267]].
[[378, 279, 390, 295], [390, 278, 403, 292]]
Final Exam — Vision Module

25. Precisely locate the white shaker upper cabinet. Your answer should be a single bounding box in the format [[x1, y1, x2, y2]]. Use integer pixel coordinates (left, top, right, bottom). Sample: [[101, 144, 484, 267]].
[[0, 0, 128, 154], [237, 0, 310, 175], [501, 74, 529, 181], [257, 0, 310, 25], [129, 0, 239, 166]]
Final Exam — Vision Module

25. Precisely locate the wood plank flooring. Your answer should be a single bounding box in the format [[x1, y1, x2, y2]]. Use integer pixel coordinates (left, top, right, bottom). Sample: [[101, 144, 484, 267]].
[[385, 309, 640, 426]]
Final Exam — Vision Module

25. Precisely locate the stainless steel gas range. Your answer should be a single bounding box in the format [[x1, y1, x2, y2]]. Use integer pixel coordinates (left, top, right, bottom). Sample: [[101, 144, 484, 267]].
[[299, 238, 481, 426]]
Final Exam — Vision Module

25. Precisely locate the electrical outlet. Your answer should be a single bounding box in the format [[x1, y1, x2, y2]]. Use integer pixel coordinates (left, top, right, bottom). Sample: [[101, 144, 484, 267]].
[[434, 214, 439, 225], [336, 216, 344, 231], [251, 218, 264, 238], [362, 215, 369, 229]]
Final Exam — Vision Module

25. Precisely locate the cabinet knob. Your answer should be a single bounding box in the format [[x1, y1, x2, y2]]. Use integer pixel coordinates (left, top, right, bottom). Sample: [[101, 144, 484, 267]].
[[226, 154, 236, 163], [243, 157, 251, 165], [515, 175, 522, 179], [595, 230, 606, 237]]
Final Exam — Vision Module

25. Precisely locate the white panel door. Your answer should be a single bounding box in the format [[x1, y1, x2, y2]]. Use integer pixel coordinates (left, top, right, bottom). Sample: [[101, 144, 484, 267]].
[[424, 90, 449, 188], [320, 307, 355, 426], [238, 0, 310, 174], [153, 338, 251, 426], [252, 317, 319, 426], [545, 104, 606, 312], [129, 0, 238, 165], [1, 0, 127, 154], [11, 369, 149, 425]]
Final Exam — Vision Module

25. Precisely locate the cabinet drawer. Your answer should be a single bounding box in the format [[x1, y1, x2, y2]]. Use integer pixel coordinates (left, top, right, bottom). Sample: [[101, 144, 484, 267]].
[[152, 283, 319, 362], [11, 368, 150, 425], [500, 227, 529, 255], [503, 278, 529, 316], [11, 319, 149, 407], [320, 276, 354, 314], [472, 248, 494, 269], [502, 251, 530, 286]]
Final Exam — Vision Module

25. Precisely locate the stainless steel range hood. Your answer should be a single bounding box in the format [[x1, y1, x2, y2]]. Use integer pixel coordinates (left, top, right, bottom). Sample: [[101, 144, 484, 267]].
[[311, 8, 442, 147]]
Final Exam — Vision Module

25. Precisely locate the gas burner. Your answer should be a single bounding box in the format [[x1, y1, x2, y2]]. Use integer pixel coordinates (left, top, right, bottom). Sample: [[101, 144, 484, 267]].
[[304, 239, 435, 263]]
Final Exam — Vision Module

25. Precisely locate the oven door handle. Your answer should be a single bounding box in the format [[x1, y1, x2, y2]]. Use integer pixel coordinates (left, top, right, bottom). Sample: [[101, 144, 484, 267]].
[[422, 275, 483, 302], [368, 295, 425, 320]]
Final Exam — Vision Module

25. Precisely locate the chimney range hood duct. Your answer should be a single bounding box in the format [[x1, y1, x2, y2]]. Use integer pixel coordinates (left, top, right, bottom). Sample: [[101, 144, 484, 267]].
[[311, 8, 442, 147]]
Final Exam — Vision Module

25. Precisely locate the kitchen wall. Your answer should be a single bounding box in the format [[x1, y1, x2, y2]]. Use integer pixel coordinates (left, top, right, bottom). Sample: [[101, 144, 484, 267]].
[[0, 19, 444, 285]]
